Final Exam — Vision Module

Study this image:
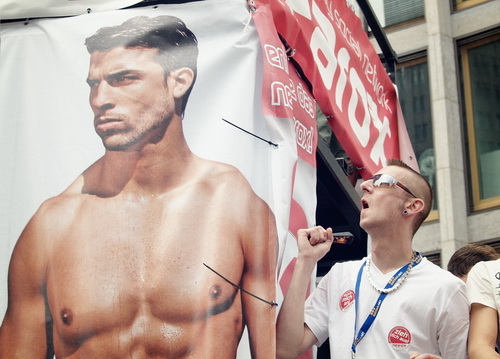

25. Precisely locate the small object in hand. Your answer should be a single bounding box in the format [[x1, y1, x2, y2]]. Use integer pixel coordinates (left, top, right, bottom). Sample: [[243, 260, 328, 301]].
[[332, 232, 354, 245]]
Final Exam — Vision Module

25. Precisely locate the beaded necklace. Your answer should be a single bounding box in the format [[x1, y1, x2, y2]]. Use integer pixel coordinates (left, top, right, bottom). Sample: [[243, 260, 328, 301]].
[[365, 251, 420, 294]]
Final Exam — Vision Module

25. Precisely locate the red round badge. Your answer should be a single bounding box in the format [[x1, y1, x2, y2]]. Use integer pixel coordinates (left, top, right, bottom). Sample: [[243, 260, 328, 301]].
[[339, 290, 355, 311], [388, 326, 411, 349]]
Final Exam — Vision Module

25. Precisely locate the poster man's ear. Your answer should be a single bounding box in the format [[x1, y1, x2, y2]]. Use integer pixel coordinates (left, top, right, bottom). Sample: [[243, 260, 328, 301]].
[[169, 68, 194, 99]]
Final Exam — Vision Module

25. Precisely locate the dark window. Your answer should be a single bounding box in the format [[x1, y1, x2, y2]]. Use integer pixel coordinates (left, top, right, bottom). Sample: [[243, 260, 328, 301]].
[[368, 0, 424, 28], [396, 56, 438, 213]]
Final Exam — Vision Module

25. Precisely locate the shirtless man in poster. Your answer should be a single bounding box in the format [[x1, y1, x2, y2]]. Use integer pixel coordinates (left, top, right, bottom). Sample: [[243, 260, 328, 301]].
[[0, 15, 277, 358]]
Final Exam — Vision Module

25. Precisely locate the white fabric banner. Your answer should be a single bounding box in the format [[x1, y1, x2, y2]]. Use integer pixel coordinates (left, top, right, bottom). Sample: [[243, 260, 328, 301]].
[[0, 0, 140, 20]]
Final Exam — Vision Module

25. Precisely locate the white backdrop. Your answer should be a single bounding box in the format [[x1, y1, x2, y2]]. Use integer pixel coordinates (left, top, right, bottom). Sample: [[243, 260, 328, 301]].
[[0, 0, 301, 340]]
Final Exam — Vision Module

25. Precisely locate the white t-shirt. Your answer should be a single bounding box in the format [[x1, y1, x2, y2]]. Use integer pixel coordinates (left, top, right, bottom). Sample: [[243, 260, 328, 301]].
[[304, 257, 469, 358], [467, 259, 500, 330]]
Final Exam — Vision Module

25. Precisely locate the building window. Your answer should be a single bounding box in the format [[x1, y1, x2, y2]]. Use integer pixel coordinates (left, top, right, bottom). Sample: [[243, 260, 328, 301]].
[[368, 0, 424, 28], [460, 33, 500, 211], [453, 0, 491, 11], [395, 55, 438, 217]]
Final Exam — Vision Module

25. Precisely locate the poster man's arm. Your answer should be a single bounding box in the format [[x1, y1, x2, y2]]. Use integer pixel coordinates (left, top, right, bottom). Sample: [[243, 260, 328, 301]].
[[240, 195, 277, 359], [0, 210, 51, 359]]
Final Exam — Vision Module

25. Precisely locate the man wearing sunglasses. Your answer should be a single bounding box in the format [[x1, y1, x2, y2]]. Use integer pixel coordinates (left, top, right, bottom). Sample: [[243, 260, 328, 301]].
[[277, 159, 469, 359]]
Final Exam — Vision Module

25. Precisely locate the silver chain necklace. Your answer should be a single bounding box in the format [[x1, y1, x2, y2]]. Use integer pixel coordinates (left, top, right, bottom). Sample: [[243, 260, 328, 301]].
[[365, 251, 418, 294]]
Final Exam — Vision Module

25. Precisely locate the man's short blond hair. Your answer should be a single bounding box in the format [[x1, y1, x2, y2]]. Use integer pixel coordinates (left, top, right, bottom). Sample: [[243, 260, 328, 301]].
[[386, 159, 433, 234]]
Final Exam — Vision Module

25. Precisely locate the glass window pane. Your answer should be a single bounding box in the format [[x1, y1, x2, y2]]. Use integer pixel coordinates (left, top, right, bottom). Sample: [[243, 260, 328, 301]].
[[384, 0, 424, 27], [368, 0, 424, 28], [466, 38, 500, 201], [396, 59, 438, 210]]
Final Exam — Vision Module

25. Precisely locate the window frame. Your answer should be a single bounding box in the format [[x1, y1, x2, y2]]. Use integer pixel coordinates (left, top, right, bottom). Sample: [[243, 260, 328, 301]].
[[453, 0, 491, 11], [460, 33, 500, 211]]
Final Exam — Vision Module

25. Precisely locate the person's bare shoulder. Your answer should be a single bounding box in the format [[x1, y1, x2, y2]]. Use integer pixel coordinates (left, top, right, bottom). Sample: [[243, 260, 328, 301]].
[[196, 158, 276, 232], [8, 174, 86, 279], [42, 173, 85, 207], [197, 159, 262, 204], [21, 174, 86, 241], [201, 160, 250, 185]]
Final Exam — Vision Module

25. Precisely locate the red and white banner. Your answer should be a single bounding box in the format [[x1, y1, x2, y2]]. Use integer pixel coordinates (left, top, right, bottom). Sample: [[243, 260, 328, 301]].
[[252, 6, 318, 358], [252, 0, 418, 178]]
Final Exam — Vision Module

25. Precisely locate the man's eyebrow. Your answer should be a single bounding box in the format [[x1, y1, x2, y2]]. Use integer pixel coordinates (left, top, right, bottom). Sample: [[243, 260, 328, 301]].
[[106, 69, 142, 81], [86, 76, 98, 85], [87, 69, 143, 85]]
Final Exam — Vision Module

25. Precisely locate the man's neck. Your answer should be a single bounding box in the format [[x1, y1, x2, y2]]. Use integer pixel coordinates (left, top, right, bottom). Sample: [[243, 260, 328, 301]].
[[369, 238, 414, 274], [111, 146, 194, 191], [85, 129, 197, 197]]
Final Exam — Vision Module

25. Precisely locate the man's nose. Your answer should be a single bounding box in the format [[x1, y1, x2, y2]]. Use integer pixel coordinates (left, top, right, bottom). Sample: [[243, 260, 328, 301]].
[[90, 81, 114, 110], [360, 179, 373, 193]]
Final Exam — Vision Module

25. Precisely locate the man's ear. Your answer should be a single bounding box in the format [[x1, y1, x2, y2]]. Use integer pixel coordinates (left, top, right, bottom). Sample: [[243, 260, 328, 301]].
[[406, 198, 425, 215], [169, 68, 194, 99]]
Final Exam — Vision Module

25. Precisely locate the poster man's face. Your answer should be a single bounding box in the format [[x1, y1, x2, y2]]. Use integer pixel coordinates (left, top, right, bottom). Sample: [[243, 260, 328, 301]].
[[87, 47, 173, 151]]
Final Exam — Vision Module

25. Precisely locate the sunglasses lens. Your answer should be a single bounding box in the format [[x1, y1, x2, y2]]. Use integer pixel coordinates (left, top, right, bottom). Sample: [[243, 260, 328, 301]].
[[369, 174, 416, 197], [372, 174, 394, 187]]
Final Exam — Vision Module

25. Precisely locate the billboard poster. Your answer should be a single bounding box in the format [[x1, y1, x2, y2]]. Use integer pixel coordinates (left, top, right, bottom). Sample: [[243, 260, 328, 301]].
[[0, 0, 314, 357]]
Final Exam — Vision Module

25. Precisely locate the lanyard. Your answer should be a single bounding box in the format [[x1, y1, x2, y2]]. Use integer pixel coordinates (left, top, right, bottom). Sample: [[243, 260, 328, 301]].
[[351, 254, 421, 357]]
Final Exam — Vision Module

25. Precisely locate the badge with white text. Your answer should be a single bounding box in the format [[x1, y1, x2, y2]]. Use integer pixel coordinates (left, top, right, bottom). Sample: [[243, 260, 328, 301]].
[[339, 290, 355, 311], [388, 326, 411, 349]]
